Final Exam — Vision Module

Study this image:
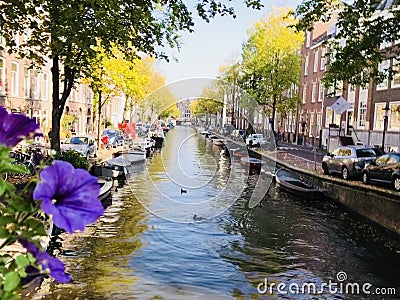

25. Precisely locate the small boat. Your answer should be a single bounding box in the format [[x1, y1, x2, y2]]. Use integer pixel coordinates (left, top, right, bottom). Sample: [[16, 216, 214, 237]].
[[213, 139, 225, 146], [275, 168, 322, 197], [102, 156, 130, 178], [240, 157, 265, 169], [98, 176, 113, 203], [113, 149, 146, 164], [232, 148, 248, 158]]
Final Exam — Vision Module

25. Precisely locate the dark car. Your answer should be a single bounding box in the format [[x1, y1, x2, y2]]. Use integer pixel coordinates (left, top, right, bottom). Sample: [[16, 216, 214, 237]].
[[361, 153, 400, 191], [101, 129, 124, 147], [322, 146, 378, 180]]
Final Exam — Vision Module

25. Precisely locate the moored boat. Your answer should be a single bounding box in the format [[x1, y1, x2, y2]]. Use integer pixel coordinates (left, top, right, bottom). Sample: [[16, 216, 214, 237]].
[[240, 157, 265, 169], [213, 139, 225, 146], [275, 168, 322, 197], [113, 149, 146, 164]]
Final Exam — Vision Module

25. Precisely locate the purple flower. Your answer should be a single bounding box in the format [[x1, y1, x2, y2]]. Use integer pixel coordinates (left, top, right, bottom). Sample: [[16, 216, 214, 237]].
[[0, 106, 42, 147], [33, 160, 103, 233], [19, 239, 71, 283]]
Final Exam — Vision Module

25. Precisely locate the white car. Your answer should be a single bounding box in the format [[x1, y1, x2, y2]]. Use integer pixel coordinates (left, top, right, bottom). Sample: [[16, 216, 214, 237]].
[[61, 136, 98, 159], [245, 134, 267, 147]]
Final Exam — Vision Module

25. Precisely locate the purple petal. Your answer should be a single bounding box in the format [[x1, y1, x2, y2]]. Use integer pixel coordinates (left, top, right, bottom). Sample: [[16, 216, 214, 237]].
[[18, 239, 71, 283], [33, 160, 103, 233], [0, 106, 41, 147], [37, 252, 72, 283]]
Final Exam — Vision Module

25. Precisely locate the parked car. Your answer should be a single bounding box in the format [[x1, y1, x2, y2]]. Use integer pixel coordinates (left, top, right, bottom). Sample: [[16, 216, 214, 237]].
[[361, 153, 400, 191], [101, 129, 124, 147], [322, 145, 378, 180], [61, 136, 97, 159], [245, 133, 267, 147]]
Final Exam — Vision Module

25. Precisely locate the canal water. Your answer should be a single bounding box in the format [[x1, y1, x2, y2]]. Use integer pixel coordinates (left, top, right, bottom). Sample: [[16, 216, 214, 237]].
[[35, 126, 400, 299]]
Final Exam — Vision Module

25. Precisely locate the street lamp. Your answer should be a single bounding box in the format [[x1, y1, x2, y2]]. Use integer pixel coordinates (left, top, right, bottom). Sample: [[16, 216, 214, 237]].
[[381, 102, 390, 152]]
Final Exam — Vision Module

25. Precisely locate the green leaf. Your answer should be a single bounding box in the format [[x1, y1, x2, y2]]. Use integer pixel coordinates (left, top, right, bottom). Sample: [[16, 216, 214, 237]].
[[27, 253, 36, 264], [0, 227, 9, 239], [15, 255, 30, 269], [3, 272, 20, 292], [0, 216, 14, 226], [18, 269, 27, 278], [25, 218, 47, 236]]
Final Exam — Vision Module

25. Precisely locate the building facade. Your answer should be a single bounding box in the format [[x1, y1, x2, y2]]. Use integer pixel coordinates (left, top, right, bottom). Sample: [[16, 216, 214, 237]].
[[0, 35, 94, 138], [298, 17, 400, 152]]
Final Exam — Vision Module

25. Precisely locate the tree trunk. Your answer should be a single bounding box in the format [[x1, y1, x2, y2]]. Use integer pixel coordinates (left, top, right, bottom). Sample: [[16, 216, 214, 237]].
[[50, 55, 75, 151], [271, 93, 277, 144], [50, 56, 62, 151]]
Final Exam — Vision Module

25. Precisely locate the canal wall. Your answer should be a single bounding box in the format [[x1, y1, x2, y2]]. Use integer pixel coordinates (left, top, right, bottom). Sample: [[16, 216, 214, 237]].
[[198, 130, 400, 235], [255, 149, 400, 236]]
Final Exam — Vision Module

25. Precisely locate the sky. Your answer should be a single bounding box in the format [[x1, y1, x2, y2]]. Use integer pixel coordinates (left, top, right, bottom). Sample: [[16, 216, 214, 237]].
[[157, 0, 301, 84]]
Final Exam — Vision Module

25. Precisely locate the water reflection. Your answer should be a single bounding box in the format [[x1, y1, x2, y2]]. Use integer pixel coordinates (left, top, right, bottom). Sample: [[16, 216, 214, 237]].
[[35, 126, 400, 299]]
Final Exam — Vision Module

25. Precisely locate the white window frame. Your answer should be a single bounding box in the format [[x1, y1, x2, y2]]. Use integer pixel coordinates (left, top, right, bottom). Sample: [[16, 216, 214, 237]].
[[391, 58, 400, 88], [311, 82, 317, 103], [0, 57, 5, 95], [24, 66, 30, 98], [313, 50, 319, 73], [358, 101, 367, 128], [373, 102, 387, 130], [318, 81, 324, 102], [309, 113, 314, 137], [316, 112, 322, 137], [306, 31, 311, 48], [43, 72, 49, 100], [32, 72, 40, 99], [377, 59, 390, 90], [302, 84, 307, 104], [320, 47, 326, 71], [304, 55, 309, 76], [389, 101, 400, 130], [11, 62, 19, 97]]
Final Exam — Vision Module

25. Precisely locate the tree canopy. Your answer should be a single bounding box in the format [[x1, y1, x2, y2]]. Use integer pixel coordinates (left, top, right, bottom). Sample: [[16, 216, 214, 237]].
[[0, 0, 262, 150], [240, 6, 303, 135], [293, 0, 400, 87]]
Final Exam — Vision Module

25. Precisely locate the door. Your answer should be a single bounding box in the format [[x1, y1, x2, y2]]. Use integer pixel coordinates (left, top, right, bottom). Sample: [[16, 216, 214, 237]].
[[346, 110, 353, 136]]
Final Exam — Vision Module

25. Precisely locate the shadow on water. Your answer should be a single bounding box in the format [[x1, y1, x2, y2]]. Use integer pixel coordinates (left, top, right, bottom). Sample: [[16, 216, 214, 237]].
[[34, 126, 400, 299]]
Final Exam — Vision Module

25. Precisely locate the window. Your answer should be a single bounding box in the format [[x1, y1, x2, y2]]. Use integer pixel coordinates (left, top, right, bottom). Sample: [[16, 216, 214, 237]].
[[309, 113, 314, 137], [306, 31, 311, 48], [392, 58, 400, 88], [377, 60, 390, 90], [313, 50, 319, 72], [326, 107, 333, 127], [43, 72, 49, 100], [11, 62, 19, 96], [316, 112, 322, 137], [335, 81, 343, 96], [318, 82, 324, 102], [31, 71, 40, 99], [320, 47, 326, 71], [390, 102, 400, 130], [0, 58, 5, 95], [24, 66, 30, 98], [358, 102, 367, 128], [374, 103, 387, 130], [304, 55, 309, 76], [311, 82, 317, 103], [302, 84, 307, 104]]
